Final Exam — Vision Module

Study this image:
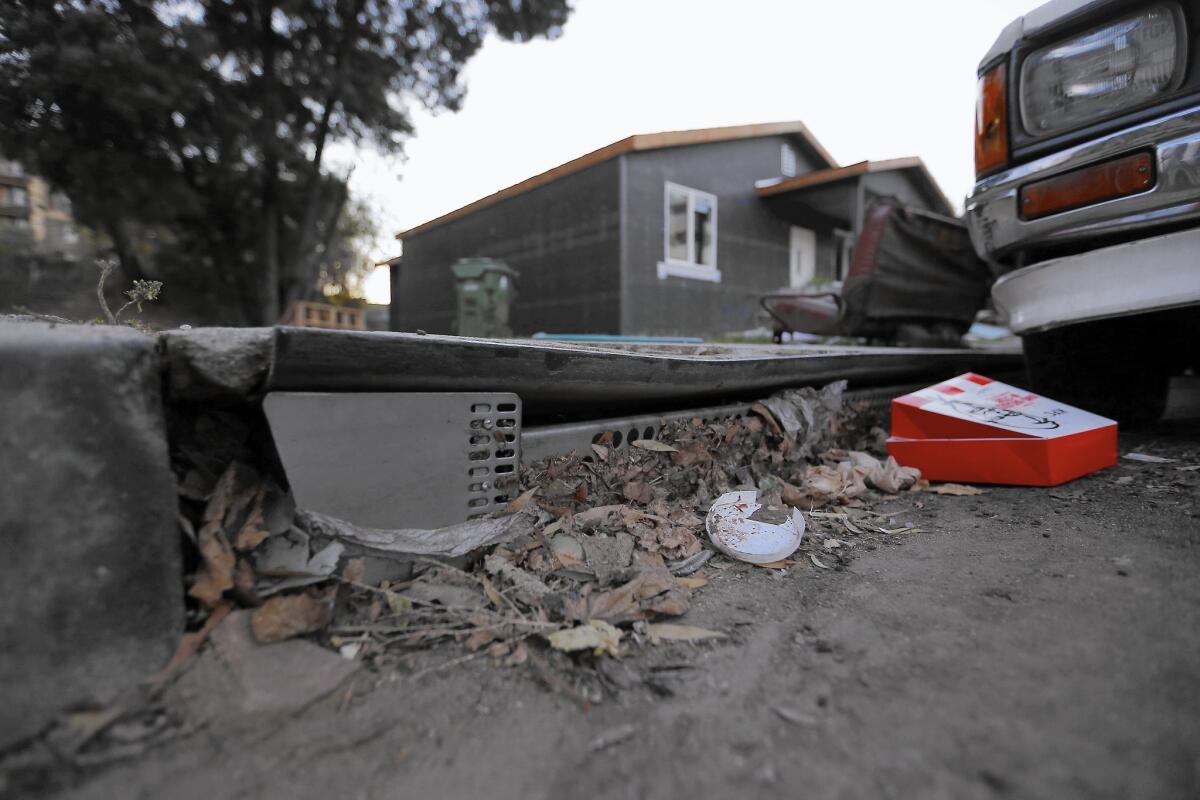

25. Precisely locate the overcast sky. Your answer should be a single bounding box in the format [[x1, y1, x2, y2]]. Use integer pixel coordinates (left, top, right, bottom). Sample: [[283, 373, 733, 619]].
[[352, 0, 1041, 302]]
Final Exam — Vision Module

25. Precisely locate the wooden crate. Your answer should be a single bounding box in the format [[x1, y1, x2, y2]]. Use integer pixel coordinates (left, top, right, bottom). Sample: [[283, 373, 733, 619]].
[[280, 300, 366, 331]]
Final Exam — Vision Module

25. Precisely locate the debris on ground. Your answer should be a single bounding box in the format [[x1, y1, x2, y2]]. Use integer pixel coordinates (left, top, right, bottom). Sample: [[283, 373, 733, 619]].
[[547, 621, 624, 657], [927, 483, 987, 496], [706, 490, 805, 564], [158, 380, 963, 713], [167, 610, 359, 723], [644, 623, 725, 643], [1122, 452, 1177, 464], [588, 722, 640, 751]]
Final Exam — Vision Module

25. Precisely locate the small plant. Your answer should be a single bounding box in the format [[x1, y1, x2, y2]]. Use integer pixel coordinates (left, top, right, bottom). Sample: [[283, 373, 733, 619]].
[[123, 279, 163, 314], [96, 258, 163, 326]]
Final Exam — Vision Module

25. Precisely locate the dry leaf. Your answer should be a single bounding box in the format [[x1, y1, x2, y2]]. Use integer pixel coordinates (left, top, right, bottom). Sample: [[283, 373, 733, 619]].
[[506, 641, 529, 666], [251, 588, 334, 643], [464, 628, 498, 651], [930, 483, 986, 496], [1122, 452, 1176, 464], [591, 444, 609, 461], [565, 568, 687, 624], [189, 464, 239, 607], [631, 439, 678, 453], [671, 442, 712, 467], [754, 559, 795, 569], [341, 558, 365, 584], [749, 403, 783, 436], [622, 481, 655, 505], [233, 485, 271, 551], [645, 623, 725, 643], [676, 576, 707, 589], [809, 553, 832, 570], [481, 574, 504, 608], [232, 558, 258, 605], [506, 487, 539, 513], [546, 620, 623, 657], [146, 602, 232, 686], [385, 590, 412, 616]]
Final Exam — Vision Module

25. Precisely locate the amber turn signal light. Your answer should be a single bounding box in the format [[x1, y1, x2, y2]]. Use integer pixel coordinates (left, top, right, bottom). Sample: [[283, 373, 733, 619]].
[[975, 63, 1008, 178], [1020, 151, 1154, 220]]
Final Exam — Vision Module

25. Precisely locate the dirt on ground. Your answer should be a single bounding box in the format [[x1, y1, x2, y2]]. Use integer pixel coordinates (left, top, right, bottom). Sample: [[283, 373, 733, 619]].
[[14, 379, 1200, 800]]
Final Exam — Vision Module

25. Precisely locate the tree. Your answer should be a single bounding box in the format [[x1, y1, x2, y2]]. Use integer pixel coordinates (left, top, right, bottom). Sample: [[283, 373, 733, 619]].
[[317, 195, 380, 302], [0, 0, 571, 324]]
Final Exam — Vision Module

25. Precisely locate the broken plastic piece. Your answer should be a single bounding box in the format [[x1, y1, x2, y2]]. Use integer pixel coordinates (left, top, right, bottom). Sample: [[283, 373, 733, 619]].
[[705, 490, 805, 565]]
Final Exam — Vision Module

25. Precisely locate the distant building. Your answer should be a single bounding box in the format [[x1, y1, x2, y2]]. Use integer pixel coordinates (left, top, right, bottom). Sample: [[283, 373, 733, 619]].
[[391, 122, 953, 338], [0, 156, 82, 257]]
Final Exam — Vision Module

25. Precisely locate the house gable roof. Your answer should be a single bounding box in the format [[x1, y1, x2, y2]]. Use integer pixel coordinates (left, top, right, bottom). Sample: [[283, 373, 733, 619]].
[[756, 157, 956, 217], [396, 121, 836, 239]]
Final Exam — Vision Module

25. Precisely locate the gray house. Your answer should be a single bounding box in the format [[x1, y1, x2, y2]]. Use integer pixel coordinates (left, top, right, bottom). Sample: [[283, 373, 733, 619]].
[[390, 122, 953, 337]]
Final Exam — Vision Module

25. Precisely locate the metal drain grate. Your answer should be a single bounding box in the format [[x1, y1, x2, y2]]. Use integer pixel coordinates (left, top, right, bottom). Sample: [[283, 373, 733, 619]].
[[521, 401, 752, 464], [519, 382, 950, 464], [264, 392, 522, 529]]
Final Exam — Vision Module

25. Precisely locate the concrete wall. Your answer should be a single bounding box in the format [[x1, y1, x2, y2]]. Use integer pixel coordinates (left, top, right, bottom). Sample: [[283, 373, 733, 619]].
[[618, 136, 825, 337], [391, 159, 621, 336]]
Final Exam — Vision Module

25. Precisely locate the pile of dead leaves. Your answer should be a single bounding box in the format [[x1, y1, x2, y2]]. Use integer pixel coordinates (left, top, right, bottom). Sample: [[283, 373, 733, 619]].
[[173, 382, 980, 674]]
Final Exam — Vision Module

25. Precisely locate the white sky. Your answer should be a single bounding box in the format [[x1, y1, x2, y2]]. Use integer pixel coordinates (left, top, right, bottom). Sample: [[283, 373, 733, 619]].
[[353, 0, 1042, 304]]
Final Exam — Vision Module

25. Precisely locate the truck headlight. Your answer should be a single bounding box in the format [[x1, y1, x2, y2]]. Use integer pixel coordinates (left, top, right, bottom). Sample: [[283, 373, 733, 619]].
[[1020, 4, 1183, 136]]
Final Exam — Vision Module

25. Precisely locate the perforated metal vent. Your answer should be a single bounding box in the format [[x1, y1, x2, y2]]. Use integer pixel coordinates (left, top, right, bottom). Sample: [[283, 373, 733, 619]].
[[264, 392, 522, 530], [464, 398, 522, 519]]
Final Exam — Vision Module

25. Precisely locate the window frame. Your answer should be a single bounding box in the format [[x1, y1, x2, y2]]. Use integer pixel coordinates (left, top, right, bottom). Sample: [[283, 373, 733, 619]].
[[658, 181, 720, 283], [781, 143, 798, 178]]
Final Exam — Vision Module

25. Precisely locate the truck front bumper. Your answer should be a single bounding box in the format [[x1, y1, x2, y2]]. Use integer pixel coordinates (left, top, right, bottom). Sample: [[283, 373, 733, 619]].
[[991, 227, 1200, 334], [966, 107, 1200, 260]]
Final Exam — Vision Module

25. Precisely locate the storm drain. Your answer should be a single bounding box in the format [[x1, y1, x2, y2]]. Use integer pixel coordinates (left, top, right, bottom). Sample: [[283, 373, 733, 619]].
[[264, 392, 521, 530]]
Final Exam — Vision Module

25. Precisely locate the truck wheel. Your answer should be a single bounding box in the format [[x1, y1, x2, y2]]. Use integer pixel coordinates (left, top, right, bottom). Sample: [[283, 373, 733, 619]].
[[1022, 317, 1170, 427]]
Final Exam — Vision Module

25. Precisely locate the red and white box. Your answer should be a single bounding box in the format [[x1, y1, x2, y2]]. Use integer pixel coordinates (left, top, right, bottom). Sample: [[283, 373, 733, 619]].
[[886, 373, 1117, 487]]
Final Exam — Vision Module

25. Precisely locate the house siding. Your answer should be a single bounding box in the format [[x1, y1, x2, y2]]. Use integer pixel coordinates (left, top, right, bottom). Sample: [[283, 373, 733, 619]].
[[862, 170, 949, 215], [390, 159, 621, 335], [619, 137, 825, 337]]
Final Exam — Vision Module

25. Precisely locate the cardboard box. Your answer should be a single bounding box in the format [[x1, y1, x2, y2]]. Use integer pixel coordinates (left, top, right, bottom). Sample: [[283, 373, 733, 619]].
[[886, 373, 1117, 486]]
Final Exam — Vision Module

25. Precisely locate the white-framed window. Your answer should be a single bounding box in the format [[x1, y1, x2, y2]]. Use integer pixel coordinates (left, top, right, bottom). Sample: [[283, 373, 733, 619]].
[[834, 228, 855, 280], [658, 182, 719, 282], [781, 144, 798, 178]]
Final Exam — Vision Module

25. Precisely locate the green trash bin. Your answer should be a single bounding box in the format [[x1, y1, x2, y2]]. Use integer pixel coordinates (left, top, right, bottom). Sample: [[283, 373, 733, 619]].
[[451, 258, 519, 338]]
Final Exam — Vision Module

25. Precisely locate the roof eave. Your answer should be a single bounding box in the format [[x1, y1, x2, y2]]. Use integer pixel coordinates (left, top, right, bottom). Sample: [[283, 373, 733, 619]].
[[396, 121, 837, 240]]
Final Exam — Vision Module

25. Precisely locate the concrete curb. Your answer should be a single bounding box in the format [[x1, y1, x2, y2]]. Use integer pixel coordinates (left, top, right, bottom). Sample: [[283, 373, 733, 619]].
[[0, 321, 183, 749]]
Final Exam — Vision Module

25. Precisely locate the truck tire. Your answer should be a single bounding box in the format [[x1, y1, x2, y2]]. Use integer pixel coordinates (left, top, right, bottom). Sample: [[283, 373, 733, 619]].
[[1022, 316, 1171, 427]]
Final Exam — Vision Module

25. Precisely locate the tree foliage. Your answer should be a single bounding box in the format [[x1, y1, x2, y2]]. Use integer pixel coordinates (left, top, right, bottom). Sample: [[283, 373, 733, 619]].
[[317, 194, 379, 301], [0, 0, 571, 323]]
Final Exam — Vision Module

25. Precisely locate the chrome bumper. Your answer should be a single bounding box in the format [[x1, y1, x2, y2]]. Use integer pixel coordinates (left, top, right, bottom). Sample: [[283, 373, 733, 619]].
[[966, 107, 1200, 260], [991, 227, 1200, 334]]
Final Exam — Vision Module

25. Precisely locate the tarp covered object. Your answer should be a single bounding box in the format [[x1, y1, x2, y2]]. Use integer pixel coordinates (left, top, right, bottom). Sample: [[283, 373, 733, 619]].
[[762, 198, 993, 341], [839, 199, 992, 336]]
